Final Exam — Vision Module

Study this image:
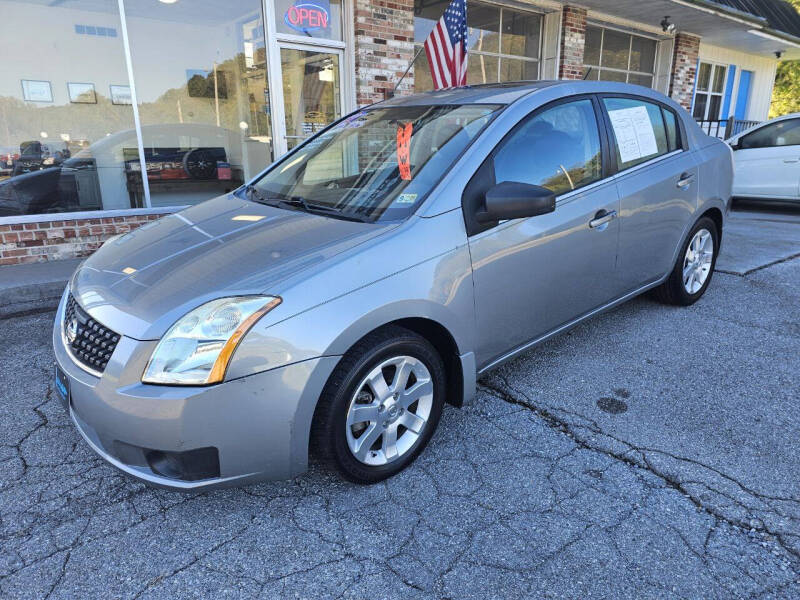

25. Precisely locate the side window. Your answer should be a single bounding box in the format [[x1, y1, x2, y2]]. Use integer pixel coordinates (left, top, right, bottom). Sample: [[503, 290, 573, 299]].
[[603, 97, 668, 170], [662, 107, 680, 152], [740, 119, 800, 149], [493, 99, 602, 196]]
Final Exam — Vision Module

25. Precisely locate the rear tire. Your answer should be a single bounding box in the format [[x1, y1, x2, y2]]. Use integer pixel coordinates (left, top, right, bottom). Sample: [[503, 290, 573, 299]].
[[311, 326, 446, 484], [652, 216, 719, 306]]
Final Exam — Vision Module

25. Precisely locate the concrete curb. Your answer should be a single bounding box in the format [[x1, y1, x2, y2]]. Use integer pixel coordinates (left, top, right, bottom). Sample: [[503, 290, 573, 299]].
[[0, 258, 80, 319]]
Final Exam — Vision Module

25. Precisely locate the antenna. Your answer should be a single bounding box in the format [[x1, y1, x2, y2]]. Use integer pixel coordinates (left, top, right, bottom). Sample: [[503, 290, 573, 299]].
[[387, 46, 425, 100]]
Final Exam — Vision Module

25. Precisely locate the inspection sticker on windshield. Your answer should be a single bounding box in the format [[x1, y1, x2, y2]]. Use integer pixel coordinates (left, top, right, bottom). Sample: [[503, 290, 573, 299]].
[[396, 193, 418, 204], [607, 106, 659, 163]]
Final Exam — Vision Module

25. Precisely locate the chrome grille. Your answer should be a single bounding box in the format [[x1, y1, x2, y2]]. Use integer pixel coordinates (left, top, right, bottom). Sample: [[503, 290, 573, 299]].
[[64, 294, 120, 374]]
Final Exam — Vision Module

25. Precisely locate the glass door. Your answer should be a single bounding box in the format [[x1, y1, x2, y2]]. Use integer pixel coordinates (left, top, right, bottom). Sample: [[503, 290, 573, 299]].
[[278, 45, 343, 151]]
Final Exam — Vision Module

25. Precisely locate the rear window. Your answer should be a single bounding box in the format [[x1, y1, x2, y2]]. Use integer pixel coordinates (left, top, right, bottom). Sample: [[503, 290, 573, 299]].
[[603, 97, 669, 170]]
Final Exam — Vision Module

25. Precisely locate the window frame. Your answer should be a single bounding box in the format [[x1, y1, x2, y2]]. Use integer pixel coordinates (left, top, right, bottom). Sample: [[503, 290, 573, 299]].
[[596, 93, 687, 176], [582, 24, 659, 88], [412, 0, 543, 90], [692, 62, 728, 121], [461, 94, 613, 236]]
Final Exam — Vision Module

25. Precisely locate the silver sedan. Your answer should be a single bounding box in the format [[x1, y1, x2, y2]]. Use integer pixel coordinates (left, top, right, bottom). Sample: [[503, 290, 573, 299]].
[[53, 81, 733, 489]]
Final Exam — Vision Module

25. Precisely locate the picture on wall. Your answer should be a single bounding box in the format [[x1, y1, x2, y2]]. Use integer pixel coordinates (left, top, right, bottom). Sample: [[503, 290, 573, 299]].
[[110, 85, 132, 105], [68, 82, 97, 104], [186, 68, 228, 99], [21, 80, 53, 102]]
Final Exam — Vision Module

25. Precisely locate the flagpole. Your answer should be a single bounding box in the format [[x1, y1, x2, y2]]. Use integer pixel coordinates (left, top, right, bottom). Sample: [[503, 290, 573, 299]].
[[388, 45, 425, 99]]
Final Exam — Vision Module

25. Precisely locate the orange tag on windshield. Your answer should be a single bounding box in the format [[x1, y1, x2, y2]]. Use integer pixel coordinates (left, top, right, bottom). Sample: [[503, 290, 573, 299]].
[[397, 122, 413, 180]]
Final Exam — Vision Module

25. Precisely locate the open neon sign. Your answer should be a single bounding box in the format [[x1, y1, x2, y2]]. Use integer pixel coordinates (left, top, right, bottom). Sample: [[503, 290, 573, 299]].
[[285, 2, 330, 33]]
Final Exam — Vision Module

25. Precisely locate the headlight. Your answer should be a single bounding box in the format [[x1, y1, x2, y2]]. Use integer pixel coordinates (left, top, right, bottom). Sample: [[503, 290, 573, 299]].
[[142, 296, 281, 385]]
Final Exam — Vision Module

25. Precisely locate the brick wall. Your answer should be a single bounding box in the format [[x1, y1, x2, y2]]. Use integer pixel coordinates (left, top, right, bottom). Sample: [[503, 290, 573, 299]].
[[558, 5, 587, 80], [0, 214, 162, 266], [669, 32, 701, 111], [353, 0, 415, 106]]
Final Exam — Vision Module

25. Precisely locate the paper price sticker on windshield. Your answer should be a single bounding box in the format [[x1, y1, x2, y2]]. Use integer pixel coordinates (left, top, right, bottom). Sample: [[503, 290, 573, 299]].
[[397, 122, 413, 180], [607, 106, 659, 163]]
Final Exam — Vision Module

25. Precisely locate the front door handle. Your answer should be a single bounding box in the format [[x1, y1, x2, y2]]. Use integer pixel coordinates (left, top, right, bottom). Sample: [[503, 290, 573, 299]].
[[783, 158, 799, 163], [589, 210, 617, 229], [677, 172, 695, 189]]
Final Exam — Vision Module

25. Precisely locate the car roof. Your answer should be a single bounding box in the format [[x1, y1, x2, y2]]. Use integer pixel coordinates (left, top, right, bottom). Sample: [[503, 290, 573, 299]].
[[378, 81, 561, 106], [377, 80, 687, 108]]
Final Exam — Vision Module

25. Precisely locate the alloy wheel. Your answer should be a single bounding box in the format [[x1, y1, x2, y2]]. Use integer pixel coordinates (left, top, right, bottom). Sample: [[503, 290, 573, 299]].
[[682, 228, 714, 294], [345, 355, 434, 466]]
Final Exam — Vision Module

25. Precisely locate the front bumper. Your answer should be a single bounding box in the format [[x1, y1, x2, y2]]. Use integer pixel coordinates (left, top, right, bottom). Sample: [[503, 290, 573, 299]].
[[52, 291, 339, 491]]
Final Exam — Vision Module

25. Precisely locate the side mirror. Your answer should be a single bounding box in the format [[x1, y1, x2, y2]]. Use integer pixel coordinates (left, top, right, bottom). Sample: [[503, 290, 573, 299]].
[[475, 181, 556, 223], [728, 139, 741, 150]]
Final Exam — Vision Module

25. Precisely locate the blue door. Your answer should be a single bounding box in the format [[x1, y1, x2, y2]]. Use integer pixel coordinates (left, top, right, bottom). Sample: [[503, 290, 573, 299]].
[[735, 71, 753, 121]]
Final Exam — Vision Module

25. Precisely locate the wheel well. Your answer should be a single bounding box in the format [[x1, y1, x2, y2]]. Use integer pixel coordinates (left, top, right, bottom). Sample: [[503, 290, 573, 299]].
[[699, 207, 723, 242], [384, 318, 465, 407]]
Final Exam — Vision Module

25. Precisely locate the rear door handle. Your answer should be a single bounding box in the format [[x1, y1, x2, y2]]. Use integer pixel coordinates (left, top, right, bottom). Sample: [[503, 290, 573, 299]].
[[783, 158, 799, 163], [677, 172, 695, 189], [589, 210, 617, 229]]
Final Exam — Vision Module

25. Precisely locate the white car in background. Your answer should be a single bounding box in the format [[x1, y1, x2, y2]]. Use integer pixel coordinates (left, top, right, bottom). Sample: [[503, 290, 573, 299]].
[[728, 113, 800, 203]]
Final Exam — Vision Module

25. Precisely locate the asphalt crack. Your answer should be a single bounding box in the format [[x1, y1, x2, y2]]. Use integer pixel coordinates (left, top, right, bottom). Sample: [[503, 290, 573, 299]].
[[479, 374, 800, 566]]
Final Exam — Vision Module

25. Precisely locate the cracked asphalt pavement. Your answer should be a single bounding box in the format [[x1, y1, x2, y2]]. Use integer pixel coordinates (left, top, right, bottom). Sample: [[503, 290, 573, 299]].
[[1, 206, 799, 599]]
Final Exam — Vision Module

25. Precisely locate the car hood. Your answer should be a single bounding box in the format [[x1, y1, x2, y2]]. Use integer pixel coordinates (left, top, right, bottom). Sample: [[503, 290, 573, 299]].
[[71, 194, 393, 339]]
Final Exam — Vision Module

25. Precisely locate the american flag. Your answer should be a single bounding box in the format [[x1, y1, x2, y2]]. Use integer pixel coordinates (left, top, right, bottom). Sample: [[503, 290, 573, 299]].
[[423, 0, 468, 89]]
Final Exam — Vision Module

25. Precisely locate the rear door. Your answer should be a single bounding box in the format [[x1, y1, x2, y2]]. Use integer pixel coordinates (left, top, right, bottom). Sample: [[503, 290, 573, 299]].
[[466, 96, 621, 367], [601, 96, 699, 291], [733, 118, 800, 199]]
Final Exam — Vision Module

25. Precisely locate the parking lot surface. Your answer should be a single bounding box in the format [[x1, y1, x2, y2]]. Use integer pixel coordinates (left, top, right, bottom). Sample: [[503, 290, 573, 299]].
[[1, 205, 798, 599]]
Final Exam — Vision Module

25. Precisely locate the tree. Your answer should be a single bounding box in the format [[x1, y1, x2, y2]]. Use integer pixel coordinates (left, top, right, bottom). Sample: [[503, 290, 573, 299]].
[[770, 0, 800, 117]]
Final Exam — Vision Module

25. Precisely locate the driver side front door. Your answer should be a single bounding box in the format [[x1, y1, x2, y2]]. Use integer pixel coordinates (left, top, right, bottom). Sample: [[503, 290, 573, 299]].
[[466, 97, 621, 369]]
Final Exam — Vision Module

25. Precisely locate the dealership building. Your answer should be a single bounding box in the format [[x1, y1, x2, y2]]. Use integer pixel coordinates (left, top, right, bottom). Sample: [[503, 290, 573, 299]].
[[1, 0, 799, 265]]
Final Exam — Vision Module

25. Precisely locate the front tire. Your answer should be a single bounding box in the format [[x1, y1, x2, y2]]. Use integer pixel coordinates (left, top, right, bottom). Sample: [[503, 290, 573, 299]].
[[652, 216, 719, 306], [311, 326, 446, 484]]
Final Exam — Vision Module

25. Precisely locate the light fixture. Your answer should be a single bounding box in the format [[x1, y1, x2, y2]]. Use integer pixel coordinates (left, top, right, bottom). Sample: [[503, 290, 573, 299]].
[[39, 131, 48, 138], [661, 16, 676, 34], [775, 51, 783, 59], [158, 0, 178, 4]]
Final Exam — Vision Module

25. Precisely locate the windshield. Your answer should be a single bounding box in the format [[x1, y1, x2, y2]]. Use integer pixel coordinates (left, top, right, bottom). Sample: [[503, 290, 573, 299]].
[[249, 104, 501, 222]]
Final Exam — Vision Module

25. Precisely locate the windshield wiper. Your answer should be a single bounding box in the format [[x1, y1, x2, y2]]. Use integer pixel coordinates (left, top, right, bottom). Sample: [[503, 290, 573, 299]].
[[278, 196, 371, 223], [244, 185, 370, 223]]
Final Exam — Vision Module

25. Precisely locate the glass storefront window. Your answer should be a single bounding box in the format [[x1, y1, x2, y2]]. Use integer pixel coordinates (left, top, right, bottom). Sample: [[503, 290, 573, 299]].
[[413, 1, 541, 92], [124, 1, 272, 208], [0, 0, 143, 217], [1, 0, 348, 219], [273, 0, 343, 40], [583, 25, 657, 88]]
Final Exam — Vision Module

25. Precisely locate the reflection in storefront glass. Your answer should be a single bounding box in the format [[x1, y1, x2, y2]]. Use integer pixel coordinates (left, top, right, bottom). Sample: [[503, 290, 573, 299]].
[[281, 49, 341, 150], [0, 0, 143, 217], [124, 0, 272, 208]]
